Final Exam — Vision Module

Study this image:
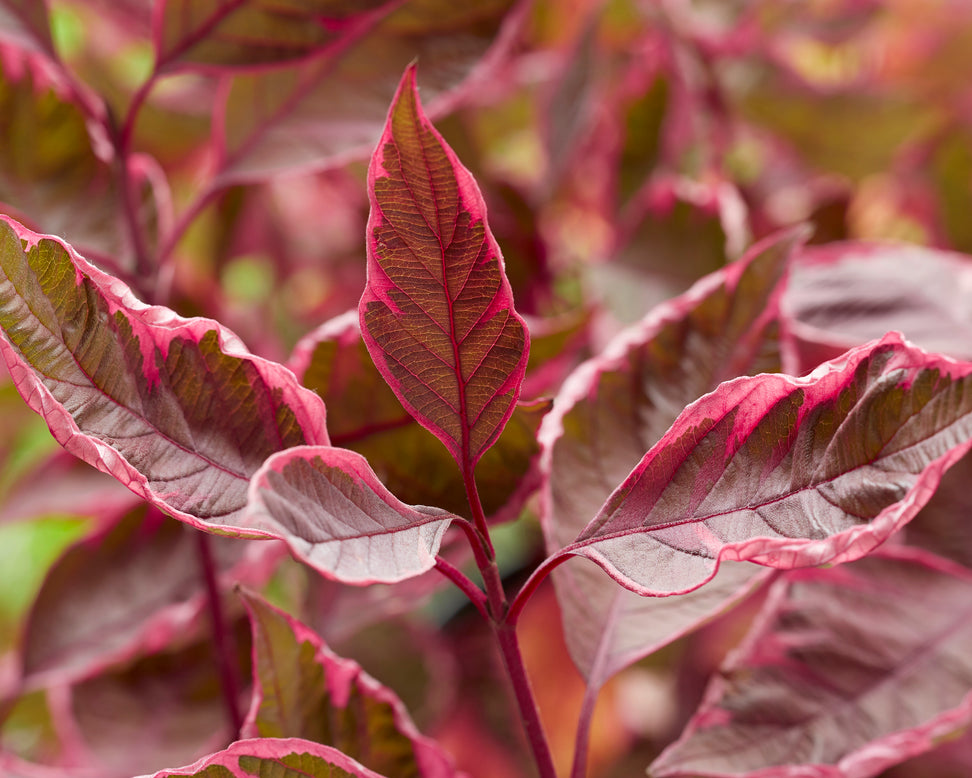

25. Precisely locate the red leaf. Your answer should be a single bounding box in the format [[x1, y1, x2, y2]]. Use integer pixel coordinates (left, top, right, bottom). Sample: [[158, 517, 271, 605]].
[[557, 333, 972, 596], [651, 550, 972, 777], [244, 445, 457, 584], [0, 217, 329, 533], [360, 65, 529, 476]]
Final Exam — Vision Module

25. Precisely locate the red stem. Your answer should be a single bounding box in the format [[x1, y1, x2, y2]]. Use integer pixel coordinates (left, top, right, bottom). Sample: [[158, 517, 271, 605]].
[[460, 465, 556, 778], [196, 531, 243, 740], [435, 555, 488, 619]]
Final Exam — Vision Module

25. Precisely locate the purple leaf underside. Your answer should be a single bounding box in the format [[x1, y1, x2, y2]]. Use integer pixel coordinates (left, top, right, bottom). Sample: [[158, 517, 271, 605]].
[[0, 217, 329, 533], [560, 332, 972, 597], [651, 550, 972, 778], [244, 445, 457, 584], [540, 227, 802, 678], [360, 64, 529, 475]]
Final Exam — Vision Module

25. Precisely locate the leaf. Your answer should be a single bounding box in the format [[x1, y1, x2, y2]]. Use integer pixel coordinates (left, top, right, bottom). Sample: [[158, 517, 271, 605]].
[[239, 589, 460, 778], [784, 241, 972, 372], [360, 65, 529, 476], [0, 50, 162, 273], [154, 0, 353, 72], [0, 515, 88, 658], [140, 738, 388, 778], [244, 445, 456, 584], [21, 505, 283, 687], [291, 311, 546, 521], [0, 2, 56, 57], [0, 217, 330, 532], [214, 0, 522, 182], [72, 616, 253, 777], [650, 550, 972, 778], [557, 332, 972, 597], [541, 227, 802, 679]]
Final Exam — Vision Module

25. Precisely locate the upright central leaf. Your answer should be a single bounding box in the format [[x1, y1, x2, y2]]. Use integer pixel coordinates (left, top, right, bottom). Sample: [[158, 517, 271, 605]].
[[360, 64, 529, 473]]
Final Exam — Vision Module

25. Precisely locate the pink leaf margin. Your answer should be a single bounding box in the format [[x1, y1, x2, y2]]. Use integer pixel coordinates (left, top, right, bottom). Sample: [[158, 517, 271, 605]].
[[239, 591, 462, 777], [554, 333, 972, 596], [135, 737, 388, 778], [650, 548, 972, 778], [243, 445, 457, 584], [360, 64, 530, 471], [0, 216, 330, 535]]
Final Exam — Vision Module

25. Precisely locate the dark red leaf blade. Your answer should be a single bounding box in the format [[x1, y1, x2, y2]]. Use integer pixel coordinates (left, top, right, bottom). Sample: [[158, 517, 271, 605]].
[[214, 1, 521, 183], [557, 333, 972, 596], [239, 589, 460, 777], [244, 445, 457, 584], [651, 550, 972, 778], [0, 217, 330, 532], [360, 65, 529, 475], [290, 311, 546, 522]]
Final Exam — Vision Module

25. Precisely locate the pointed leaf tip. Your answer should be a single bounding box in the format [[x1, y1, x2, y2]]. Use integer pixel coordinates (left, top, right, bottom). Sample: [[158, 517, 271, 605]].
[[244, 445, 457, 584], [360, 65, 529, 474]]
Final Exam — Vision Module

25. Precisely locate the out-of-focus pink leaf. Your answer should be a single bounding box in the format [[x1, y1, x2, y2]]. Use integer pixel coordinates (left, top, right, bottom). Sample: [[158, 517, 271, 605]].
[[72, 616, 252, 777], [139, 738, 387, 778], [0, 452, 140, 526], [291, 312, 546, 522], [0, 2, 55, 57], [540, 227, 802, 679], [214, 0, 521, 183], [0, 753, 99, 778], [783, 241, 972, 373], [556, 333, 972, 596], [21, 505, 283, 687], [244, 445, 457, 584], [0, 217, 330, 533], [240, 589, 461, 777], [592, 175, 749, 327], [0, 48, 161, 275], [904, 447, 972, 570], [360, 65, 529, 476], [651, 550, 972, 778], [153, 0, 353, 72]]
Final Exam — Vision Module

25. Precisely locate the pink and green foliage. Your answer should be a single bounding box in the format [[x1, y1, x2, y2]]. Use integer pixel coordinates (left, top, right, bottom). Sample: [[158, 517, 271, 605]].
[[6, 3, 972, 778]]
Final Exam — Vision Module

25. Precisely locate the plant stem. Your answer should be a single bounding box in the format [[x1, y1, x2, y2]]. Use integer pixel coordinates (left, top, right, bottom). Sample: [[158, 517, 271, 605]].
[[460, 465, 556, 778], [494, 621, 558, 778], [196, 530, 243, 739], [113, 76, 158, 301], [435, 555, 488, 619]]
